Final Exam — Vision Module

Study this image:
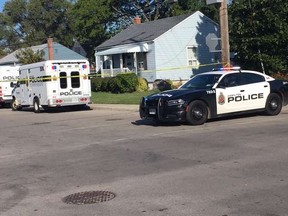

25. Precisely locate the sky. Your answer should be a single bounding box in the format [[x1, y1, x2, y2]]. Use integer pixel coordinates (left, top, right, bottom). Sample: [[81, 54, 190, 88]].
[[0, 0, 6, 12]]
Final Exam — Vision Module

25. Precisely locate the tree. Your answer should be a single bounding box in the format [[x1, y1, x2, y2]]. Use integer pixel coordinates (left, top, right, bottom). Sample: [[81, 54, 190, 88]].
[[71, 0, 115, 61], [229, 0, 288, 73], [0, 0, 74, 52], [15, 48, 45, 64]]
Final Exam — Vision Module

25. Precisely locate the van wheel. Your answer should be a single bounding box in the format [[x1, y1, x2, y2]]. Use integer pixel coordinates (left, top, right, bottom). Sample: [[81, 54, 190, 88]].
[[11, 98, 21, 111], [265, 93, 282, 115], [186, 100, 208, 125], [33, 98, 41, 113]]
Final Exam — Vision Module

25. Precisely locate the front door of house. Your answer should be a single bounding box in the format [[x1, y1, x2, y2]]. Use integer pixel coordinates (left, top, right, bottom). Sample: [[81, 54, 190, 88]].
[[123, 53, 134, 70]]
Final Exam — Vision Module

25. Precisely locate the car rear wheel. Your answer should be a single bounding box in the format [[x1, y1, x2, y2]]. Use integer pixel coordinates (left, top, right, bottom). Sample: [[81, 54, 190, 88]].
[[265, 93, 282, 116], [33, 98, 41, 113], [186, 100, 208, 125]]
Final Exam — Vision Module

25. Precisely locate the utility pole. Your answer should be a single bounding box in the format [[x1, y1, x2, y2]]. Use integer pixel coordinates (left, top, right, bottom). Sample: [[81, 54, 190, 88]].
[[219, 0, 230, 66], [206, 0, 230, 66]]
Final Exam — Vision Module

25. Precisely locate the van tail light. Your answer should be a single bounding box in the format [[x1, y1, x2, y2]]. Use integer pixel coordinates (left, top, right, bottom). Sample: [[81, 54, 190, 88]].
[[55, 99, 63, 104], [80, 98, 88, 102]]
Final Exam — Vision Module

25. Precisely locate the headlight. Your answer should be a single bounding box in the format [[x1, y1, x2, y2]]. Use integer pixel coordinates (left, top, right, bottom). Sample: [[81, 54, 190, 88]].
[[167, 99, 185, 106]]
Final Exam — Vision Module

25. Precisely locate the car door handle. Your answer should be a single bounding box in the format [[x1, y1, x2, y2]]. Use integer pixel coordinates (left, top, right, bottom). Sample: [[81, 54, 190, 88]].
[[240, 90, 245, 92], [264, 85, 268, 87]]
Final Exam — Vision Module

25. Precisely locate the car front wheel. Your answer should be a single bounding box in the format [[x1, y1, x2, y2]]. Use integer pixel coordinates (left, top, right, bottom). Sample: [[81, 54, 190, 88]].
[[11, 98, 22, 111], [186, 100, 208, 125], [265, 93, 282, 116]]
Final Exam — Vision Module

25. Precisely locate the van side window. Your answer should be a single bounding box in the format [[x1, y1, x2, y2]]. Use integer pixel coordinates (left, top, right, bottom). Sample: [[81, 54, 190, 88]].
[[60, 72, 67, 89], [71, 71, 80, 88]]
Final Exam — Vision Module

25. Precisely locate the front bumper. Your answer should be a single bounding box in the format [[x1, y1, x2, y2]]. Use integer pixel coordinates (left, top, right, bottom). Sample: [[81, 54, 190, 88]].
[[139, 97, 186, 122]]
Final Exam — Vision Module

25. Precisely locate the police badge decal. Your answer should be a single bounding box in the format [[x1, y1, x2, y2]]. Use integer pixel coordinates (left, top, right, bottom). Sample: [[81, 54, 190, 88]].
[[218, 92, 225, 105]]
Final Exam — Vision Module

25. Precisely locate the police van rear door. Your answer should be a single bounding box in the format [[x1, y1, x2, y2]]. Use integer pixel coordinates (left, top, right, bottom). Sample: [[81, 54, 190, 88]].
[[57, 61, 89, 104]]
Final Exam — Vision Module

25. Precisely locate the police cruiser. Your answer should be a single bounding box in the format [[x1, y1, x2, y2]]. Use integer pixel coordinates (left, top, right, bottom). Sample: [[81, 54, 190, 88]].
[[139, 67, 288, 125], [11, 60, 91, 113]]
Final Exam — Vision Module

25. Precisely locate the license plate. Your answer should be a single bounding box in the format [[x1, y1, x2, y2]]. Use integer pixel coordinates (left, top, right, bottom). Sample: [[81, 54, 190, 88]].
[[149, 108, 156, 115]]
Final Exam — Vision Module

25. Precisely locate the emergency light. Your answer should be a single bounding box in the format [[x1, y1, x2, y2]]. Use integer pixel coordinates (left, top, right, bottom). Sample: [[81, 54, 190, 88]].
[[213, 66, 241, 71]]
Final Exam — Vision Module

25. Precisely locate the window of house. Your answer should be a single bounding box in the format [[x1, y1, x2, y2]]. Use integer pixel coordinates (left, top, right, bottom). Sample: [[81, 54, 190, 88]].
[[187, 46, 199, 67]]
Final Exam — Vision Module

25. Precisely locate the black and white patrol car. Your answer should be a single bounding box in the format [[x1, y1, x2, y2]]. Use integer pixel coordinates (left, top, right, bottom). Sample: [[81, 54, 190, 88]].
[[139, 67, 288, 125]]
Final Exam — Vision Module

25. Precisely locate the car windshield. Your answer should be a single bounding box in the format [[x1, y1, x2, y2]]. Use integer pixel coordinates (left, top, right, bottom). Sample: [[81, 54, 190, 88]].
[[180, 74, 222, 89]]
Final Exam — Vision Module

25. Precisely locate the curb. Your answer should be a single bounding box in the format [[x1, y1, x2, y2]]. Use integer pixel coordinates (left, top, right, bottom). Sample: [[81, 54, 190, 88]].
[[89, 103, 288, 113], [89, 104, 139, 112]]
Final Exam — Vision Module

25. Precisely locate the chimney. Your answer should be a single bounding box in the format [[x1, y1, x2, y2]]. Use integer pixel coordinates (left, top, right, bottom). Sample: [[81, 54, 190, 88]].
[[133, 16, 141, 25], [47, 37, 54, 60]]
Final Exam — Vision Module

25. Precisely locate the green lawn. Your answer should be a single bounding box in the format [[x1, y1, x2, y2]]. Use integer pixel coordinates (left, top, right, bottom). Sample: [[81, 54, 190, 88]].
[[91, 90, 159, 104]]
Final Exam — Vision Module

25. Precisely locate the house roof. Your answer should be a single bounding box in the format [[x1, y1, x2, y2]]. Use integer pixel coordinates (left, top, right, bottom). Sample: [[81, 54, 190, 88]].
[[96, 12, 195, 50], [0, 42, 87, 65]]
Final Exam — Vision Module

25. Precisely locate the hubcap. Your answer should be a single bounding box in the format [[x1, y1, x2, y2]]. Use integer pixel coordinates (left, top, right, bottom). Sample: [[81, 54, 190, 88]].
[[270, 100, 278, 110], [192, 108, 203, 119]]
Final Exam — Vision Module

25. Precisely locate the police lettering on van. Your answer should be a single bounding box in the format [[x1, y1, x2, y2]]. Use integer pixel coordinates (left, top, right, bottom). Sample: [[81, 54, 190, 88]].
[[60, 91, 82, 96]]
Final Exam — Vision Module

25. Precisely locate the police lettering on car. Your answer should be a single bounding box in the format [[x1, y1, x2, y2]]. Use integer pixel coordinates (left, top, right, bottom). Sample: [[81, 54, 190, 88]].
[[139, 67, 288, 125]]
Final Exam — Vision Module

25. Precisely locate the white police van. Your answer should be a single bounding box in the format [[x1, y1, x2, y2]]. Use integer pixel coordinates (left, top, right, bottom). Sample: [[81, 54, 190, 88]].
[[11, 60, 91, 112], [0, 65, 20, 107]]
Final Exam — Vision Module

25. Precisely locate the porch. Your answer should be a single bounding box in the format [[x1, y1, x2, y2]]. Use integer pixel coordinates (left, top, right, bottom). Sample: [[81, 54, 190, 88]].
[[95, 44, 149, 78]]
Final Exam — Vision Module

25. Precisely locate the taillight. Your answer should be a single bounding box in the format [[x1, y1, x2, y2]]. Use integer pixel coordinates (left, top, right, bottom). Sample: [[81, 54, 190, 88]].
[[80, 98, 88, 102], [55, 99, 63, 103]]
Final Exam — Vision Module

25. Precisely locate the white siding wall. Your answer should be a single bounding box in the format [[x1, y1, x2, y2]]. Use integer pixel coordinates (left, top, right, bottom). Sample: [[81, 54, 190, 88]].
[[139, 43, 157, 82], [153, 12, 220, 81]]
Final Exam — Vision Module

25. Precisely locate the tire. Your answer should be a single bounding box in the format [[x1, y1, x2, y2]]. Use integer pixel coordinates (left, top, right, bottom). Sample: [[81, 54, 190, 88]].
[[186, 100, 208, 125], [33, 98, 41, 113], [11, 98, 21, 111], [265, 93, 282, 116]]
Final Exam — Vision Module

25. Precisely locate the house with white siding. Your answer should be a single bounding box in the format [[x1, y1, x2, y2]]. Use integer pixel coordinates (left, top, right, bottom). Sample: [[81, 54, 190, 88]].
[[95, 11, 221, 82]]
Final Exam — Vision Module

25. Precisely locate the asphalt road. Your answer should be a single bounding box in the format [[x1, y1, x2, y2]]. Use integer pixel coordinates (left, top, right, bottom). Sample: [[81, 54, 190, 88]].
[[0, 105, 288, 216]]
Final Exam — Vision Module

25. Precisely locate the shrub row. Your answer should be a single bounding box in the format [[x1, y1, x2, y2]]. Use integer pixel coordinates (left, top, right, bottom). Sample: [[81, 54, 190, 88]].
[[91, 73, 149, 93], [90, 73, 182, 93]]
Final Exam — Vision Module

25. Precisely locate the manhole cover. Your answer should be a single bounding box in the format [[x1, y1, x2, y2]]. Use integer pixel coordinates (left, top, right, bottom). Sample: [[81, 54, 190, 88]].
[[62, 191, 116, 205]]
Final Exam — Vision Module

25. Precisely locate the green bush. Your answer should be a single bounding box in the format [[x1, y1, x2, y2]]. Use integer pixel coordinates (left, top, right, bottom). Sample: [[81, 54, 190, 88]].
[[114, 73, 138, 93], [108, 77, 119, 93], [172, 80, 183, 89], [91, 77, 103, 92], [136, 77, 148, 92], [101, 77, 112, 92]]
